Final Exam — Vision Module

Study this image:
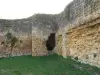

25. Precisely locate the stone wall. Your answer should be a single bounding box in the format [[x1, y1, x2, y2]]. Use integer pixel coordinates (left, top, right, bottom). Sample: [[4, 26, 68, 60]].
[[56, 17, 100, 67], [32, 36, 48, 56], [54, 35, 63, 55], [55, 0, 100, 67], [32, 14, 58, 56], [57, 0, 100, 30], [0, 33, 32, 58], [0, 0, 100, 68], [63, 0, 100, 23], [67, 22, 100, 67], [0, 17, 32, 58]]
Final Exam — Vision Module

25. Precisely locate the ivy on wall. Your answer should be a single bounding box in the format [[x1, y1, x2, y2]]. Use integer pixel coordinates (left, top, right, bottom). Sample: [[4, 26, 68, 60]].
[[4, 24, 18, 56]]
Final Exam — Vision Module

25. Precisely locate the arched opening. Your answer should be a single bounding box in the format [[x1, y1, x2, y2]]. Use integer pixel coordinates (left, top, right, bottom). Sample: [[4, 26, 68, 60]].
[[46, 33, 55, 51]]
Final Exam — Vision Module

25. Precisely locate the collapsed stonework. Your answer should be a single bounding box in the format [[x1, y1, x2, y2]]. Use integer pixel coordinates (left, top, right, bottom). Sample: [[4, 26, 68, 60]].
[[0, 0, 100, 67]]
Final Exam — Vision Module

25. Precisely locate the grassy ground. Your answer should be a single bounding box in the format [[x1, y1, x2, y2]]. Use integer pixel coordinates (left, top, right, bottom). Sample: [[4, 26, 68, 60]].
[[0, 55, 100, 75]]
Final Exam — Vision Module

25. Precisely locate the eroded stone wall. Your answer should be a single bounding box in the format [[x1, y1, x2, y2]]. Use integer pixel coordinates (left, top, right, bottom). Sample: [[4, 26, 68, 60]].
[[55, 0, 100, 67], [54, 35, 63, 55], [0, 0, 100, 68], [63, 0, 100, 24], [32, 36, 48, 56], [66, 23, 100, 67], [0, 33, 32, 58], [56, 19, 100, 67]]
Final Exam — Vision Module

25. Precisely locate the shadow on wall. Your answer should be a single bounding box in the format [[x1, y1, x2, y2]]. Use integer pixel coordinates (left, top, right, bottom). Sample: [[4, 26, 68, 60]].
[[46, 33, 55, 51]]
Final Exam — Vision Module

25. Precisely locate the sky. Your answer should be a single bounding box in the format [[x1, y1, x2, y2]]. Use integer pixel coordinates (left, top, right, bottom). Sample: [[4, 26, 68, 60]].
[[0, 0, 73, 19]]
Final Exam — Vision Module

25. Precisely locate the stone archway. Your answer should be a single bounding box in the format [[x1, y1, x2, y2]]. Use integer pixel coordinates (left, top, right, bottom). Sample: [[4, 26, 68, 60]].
[[46, 33, 55, 51]]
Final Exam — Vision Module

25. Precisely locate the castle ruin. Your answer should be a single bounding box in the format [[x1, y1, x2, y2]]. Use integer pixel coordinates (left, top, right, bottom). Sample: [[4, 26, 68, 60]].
[[0, 0, 100, 67]]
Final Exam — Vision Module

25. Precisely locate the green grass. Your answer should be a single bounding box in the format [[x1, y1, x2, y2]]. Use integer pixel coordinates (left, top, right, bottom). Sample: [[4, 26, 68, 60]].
[[0, 55, 100, 75]]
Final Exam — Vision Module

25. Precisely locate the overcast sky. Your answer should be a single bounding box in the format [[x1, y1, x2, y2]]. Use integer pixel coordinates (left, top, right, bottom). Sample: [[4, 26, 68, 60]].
[[0, 0, 73, 19]]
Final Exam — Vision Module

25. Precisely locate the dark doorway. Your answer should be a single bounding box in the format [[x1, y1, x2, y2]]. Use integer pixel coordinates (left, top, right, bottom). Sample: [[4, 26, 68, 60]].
[[46, 33, 55, 51]]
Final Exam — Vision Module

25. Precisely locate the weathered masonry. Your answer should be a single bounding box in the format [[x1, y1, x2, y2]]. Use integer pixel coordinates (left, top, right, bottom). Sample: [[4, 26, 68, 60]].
[[55, 0, 100, 67], [0, 0, 100, 68]]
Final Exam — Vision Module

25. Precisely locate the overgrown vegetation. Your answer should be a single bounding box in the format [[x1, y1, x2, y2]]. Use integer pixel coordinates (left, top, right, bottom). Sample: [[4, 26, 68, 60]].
[[0, 55, 100, 75]]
